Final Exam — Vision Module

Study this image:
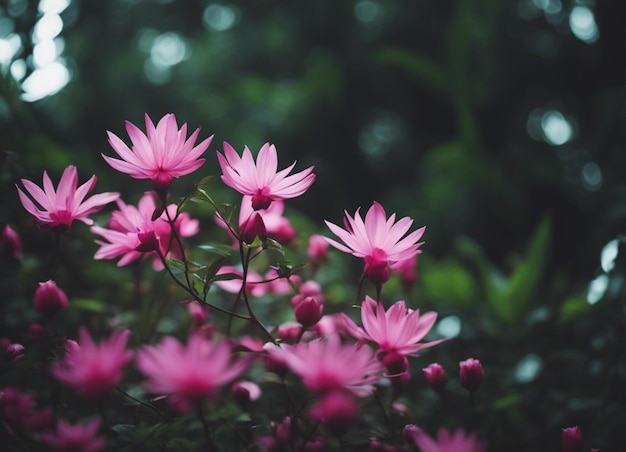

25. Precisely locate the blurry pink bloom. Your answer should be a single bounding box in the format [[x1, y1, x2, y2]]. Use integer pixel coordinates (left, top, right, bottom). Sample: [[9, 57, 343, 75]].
[[103, 113, 212, 194], [17, 165, 119, 233], [403, 425, 487, 452], [218, 142, 315, 210], [186, 301, 209, 326], [391, 255, 418, 289], [231, 381, 262, 407], [0, 386, 33, 429], [0, 225, 22, 258], [291, 280, 324, 307], [50, 328, 133, 401], [21, 406, 54, 432], [307, 234, 329, 260], [342, 296, 446, 357], [34, 280, 69, 316], [40, 418, 105, 452], [265, 268, 300, 295], [307, 390, 360, 436], [5, 343, 25, 361], [459, 358, 484, 392], [214, 266, 268, 297], [266, 334, 383, 397], [136, 334, 248, 411], [256, 416, 292, 451], [92, 192, 198, 267], [324, 202, 425, 284]]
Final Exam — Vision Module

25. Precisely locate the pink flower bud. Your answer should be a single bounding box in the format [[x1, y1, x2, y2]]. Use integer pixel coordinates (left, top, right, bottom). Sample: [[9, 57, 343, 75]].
[[6, 343, 25, 361], [273, 220, 295, 244], [422, 363, 448, 393], [381, 352, 408, 375], [277, 322, 302, 344], [231, 381, 261, 408], [0, 338, 10, 352], [363, 249, 390, 285], [459, 358, 484, 392], [241, 213, 266, 244], [34, 280, 69, 316], [307, 234, 328, 260], [0, 225, 23, 259], [562, 426, 584, 452], [294, 297, 323, 328], [186, 301, 209, 326]]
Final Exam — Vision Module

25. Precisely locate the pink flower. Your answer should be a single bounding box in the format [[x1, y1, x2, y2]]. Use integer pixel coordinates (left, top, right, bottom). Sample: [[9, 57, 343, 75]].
[[459, 358, 484, 392], [423, 363, 448, 393], [103, 113, 212, 194], [136, 334, 248, 411], [266, 334, 383, 397], [342, 296, 446, 357], [307, 390, 360, 436], [214, 266, 268, 297], [324, 202, 425, 284], [40, 418, 105, 452], [217, 142, 315, 210], [91, 192, 198, 267], [403, 425, 487, 452], [50, 328, 133, 401], [17, 165, 119, 233], [0, 225, 23, 258]]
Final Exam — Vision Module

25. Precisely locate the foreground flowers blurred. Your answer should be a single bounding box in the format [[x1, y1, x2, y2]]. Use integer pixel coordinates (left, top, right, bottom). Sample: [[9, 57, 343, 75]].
[[40, 418, 106, 452], [50, 328, 133, 401], [16, 165, 119, 233], [136, 334, 248, 413], [403, 424, 487, 452], [217, 142, 315, 210], [103, 113, 213, 194], [324, 202, 425, 285]]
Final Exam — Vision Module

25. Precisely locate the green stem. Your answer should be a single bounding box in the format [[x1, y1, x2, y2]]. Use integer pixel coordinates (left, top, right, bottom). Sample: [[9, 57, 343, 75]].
[[198, 403, 216, 452]]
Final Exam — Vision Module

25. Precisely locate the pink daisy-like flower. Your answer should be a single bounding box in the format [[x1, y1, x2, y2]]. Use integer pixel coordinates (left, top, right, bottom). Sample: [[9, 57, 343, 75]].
[[217, 142, 315, 210], [17, 165, 119, 233], [103, 113, 213, 194], [91, 192, 198, 267], [50, 328, 133, 401], [266, 334, 383, 397], [40, 418, 105, 452], [342, 296, 446, 357], [136, 334, 248, 412], [403, 425, 487, 452], [324, 202, 425, 284]]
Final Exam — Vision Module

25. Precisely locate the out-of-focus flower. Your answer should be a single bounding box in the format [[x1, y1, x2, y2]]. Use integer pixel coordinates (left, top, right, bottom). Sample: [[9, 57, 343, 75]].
[[92, 192, 198, 268], [214, 266, 268, 297], [307, 390, 360, 436], [423, 363, 448, 393], [136, 334, 248, 413], [342, 297, 445, 357], [291, 280, 324, 307], [403, 425, 487, 452], [22, 406, 55, 432], [459, 358, 484, 392], [0, 387, 33, 428], [218, 142, 315, 210], [103, 113, 212, 194], [307, 234, 329, 260], [17, 165, 119, 233], [561, 426, 584, 452], [256, 416, 292, 451], [186, 301, 209, 326], [40, 418, 105, 452], [5, 343, 25, 361], [50, 328, 133, 401], [391, 255, 418, 290], [231, 381, 262, 408], [29, 323, 45, 341], [0, 225, 23, 258], [324, 202, 425, 284], [266, 334, 383, 397], [34, 280, 69, 316]]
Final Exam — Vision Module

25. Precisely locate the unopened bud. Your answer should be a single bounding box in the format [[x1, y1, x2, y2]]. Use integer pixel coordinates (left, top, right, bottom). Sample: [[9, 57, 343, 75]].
[[422, 363, 448, 393], [1, 225, 23, 259], [5, 343, 25, 361], [187, 301, 209, 326], [459, 358, 484, 392], [294, 296, 323, 328], [307, 234, 328, 260], [231, 381, 261, 408], [34, 280, 69, 316], [561, 426, 584, 452], [241, 213, 266, 244]]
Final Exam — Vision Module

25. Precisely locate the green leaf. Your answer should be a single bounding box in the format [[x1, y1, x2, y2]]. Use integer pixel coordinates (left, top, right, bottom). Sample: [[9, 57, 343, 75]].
[[168, 258, 207, 273], [559, 296, 593, 322], [198, 243, 233, 257], [489, 216, 552, 323], [71, 298, 108, 313], [421, 258, 477, 307]]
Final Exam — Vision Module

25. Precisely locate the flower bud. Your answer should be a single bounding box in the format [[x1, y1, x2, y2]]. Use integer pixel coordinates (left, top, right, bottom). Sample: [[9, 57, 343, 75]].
[[187, 301, 209, 326], [381, 352, 408, 375], [277, 322, 302, 344], [241, 213, 266, 244], [561, 426, 584, 452], [307, 390, 360, 437], [307, 234, 329, 260], [231, 381, 261, 408], [0, 225, 23, 259], [294, 296, 323, 328], [422, 363, 448, 393], [273, 220, 296, 245], [363, 249, 390, 285], [34, 280, 69, 316], [5, 343, 25, 361], [459, 358, 484, 392]]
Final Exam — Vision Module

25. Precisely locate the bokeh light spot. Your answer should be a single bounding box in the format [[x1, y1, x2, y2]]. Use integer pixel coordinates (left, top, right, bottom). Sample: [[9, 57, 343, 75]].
[[600, 239, 619, 273], [541, 110, 572, 145], [514, 353, 543, 383], [203, 4, 238, 31], [436, 315, 461, 339], [587, 274, 608, 305], [581, 161, 602, 191], [569, 6, 599, 43]]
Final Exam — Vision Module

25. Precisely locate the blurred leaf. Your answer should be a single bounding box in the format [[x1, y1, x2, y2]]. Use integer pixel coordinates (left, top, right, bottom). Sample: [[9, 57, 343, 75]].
[[421, 258, 477, 306], [559, 296, 593, 322], [71, 298, 108, 313], [168, 258, 206, 273], [488, 216, 552, 323], [198, 243, 233, 257], [375, 47, 450, 96], [203, 255, 227, 297]]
